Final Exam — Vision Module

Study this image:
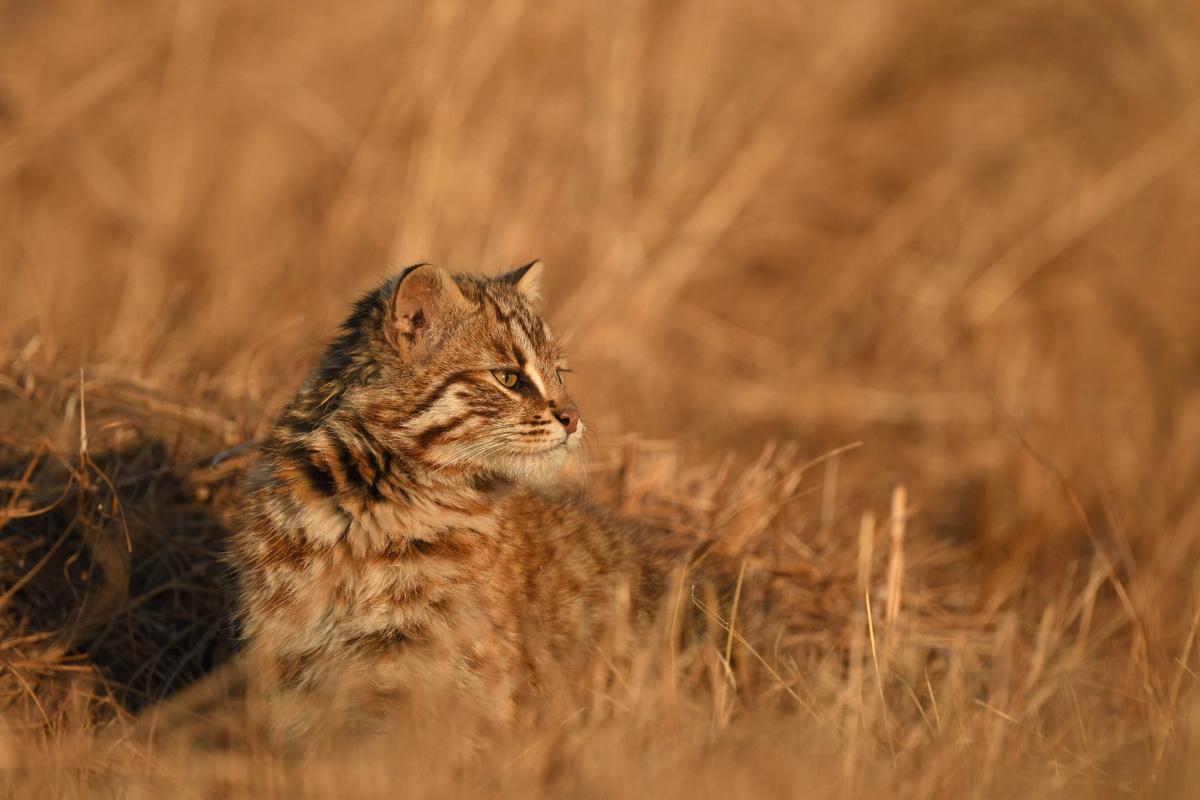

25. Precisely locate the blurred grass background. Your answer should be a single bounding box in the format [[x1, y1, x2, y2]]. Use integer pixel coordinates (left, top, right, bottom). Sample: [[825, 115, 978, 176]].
[[3, 0, 1200, 796]]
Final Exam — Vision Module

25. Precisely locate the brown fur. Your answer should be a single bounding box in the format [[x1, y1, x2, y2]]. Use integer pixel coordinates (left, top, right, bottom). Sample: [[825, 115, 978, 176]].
[[231, 263, 680, 743]]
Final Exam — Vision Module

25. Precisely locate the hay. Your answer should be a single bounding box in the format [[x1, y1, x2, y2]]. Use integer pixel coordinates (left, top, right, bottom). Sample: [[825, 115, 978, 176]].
[[3, 0, 1200, 795]]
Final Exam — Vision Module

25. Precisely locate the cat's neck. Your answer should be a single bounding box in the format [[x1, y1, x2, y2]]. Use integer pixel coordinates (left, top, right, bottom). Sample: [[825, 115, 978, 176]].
[[270, 416, 519, 548]]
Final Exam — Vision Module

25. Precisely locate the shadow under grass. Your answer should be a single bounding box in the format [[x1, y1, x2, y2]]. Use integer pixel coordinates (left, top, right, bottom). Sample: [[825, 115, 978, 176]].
[[0, 372, 242, 727]]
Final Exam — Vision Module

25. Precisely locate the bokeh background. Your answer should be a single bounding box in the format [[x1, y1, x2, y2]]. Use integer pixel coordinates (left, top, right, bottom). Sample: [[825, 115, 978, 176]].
[[3, 0, 1200, 796]]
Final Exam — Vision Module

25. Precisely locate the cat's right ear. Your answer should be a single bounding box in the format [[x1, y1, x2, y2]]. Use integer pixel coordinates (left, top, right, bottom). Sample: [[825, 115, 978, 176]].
[[388, 264, 469, 361], [498, 260, 543, 304]]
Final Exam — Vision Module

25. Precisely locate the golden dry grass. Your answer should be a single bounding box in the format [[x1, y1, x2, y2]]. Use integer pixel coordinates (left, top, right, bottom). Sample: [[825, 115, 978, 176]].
[[3, 0, 1200, 796]]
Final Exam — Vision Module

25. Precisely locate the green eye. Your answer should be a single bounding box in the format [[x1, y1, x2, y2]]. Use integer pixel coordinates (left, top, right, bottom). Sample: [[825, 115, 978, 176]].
[[492, 369, 520, 388]]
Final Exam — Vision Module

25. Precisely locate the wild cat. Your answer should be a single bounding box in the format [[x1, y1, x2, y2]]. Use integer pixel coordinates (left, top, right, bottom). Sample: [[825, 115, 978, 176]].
[[231, 262, 684, 741]]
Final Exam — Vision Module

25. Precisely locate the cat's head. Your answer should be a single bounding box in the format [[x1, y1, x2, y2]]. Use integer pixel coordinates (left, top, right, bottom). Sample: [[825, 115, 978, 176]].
[[370, 262, 583, 485]]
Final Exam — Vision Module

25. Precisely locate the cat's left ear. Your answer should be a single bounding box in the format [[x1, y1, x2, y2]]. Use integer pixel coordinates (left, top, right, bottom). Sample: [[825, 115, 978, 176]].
[[498, 260, 543, 304], [388, 264, 470, 361]]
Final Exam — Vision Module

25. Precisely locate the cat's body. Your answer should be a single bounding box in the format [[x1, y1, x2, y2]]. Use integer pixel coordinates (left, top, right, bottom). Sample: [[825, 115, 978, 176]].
[[232, 263, 677, 740]]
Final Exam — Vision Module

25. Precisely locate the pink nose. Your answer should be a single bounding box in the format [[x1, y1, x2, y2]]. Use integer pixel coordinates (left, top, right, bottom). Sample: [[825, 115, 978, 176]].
[[555, 408, 580, 434]]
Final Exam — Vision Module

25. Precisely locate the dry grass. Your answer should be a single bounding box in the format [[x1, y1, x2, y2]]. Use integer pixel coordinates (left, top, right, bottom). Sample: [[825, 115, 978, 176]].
[[3, 0, 1200, 796]]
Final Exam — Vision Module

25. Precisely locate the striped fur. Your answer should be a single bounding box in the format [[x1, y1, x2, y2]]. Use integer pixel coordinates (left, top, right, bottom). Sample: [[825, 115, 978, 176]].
[[232, 263, 669, 742]]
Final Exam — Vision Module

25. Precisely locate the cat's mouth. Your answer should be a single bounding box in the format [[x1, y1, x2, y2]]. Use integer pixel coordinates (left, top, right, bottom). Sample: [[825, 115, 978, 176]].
[[523, 427, 582, 452], [516, 439, 576, 458], [552, 432, 583, 450]]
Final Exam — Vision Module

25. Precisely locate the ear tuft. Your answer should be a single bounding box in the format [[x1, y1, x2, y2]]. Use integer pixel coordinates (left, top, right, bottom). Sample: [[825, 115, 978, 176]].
[[388, 264, 468, 360], [498, 260, 543, 303]]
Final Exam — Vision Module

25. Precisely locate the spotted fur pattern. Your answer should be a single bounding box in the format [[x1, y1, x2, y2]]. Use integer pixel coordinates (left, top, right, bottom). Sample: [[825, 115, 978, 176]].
[[232, 263, 670, 740]]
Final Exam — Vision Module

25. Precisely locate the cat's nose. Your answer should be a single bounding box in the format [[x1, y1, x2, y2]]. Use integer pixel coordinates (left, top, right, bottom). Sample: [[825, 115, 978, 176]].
[[555, 408, 580, 434]]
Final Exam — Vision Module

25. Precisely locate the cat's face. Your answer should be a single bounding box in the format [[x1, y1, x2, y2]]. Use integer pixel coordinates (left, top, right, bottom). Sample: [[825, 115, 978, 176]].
[[384, 262, 583, 485]]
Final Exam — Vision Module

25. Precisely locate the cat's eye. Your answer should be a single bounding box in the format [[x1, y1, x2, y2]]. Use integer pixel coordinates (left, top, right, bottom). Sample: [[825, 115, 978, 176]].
[[492, 369, 520, 388], [556, 368, 571, 384]]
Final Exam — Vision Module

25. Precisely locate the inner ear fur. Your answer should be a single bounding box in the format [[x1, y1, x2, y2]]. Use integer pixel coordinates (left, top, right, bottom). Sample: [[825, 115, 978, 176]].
[[388, 264, 469, 360], [498, 260, 543, 304]]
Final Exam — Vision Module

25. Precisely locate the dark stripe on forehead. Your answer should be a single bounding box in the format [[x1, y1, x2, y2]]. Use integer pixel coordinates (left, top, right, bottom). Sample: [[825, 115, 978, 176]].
[[514, 309, 554, 356], [479, 290, 512, 324]]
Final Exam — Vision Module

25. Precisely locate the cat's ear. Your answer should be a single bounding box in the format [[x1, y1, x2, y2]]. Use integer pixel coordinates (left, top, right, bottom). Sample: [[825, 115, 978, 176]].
[[388, 264, 469, 360], [498, 260, 543, 304]]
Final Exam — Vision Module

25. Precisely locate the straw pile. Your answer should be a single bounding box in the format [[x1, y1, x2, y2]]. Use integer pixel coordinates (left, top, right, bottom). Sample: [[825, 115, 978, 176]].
[[3, 0, 1200, 796]]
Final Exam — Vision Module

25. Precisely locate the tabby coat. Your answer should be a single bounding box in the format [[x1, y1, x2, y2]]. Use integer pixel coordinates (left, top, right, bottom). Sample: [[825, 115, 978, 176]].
[[232, 263, 671, 739]]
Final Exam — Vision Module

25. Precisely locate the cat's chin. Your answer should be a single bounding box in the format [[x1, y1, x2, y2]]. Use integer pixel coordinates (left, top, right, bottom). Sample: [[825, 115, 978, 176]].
[[482, 447, 572, 486]]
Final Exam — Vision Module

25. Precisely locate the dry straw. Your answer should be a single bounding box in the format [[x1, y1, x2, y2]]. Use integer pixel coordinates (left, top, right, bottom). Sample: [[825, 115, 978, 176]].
[[3, 0, 1200, 796]]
